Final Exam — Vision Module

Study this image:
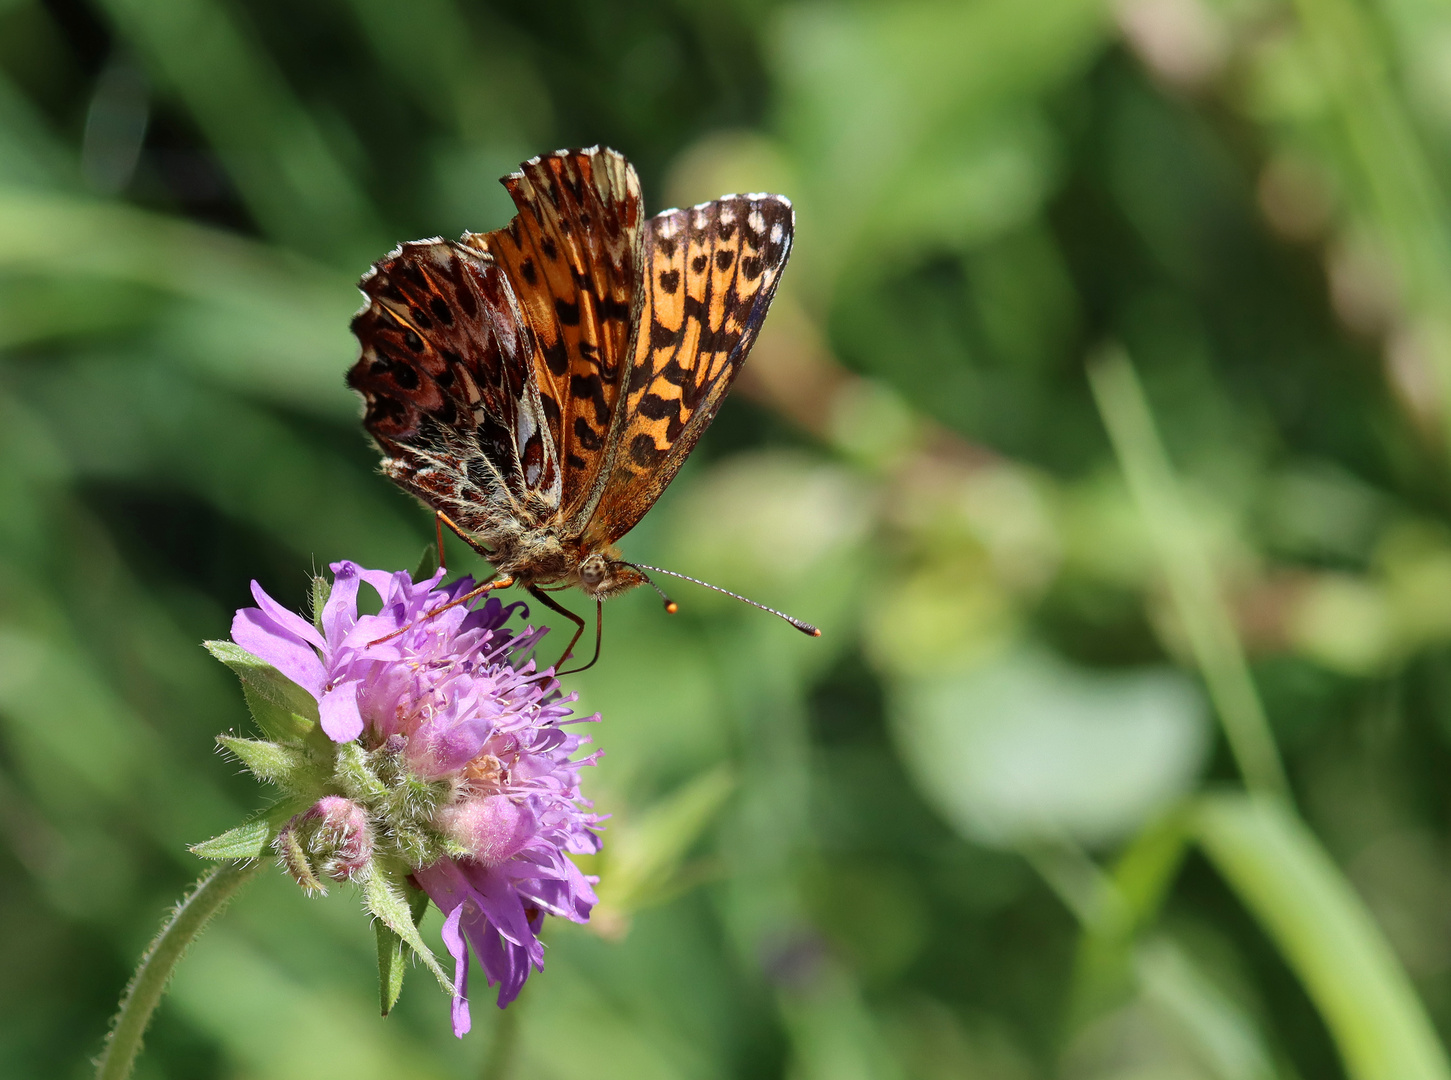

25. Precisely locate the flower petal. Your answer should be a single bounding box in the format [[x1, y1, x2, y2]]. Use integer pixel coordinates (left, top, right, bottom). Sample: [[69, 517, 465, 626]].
[[462, 863, 539, 956], [249, 580, 326, 651], [318, 678, 365, 742], [230, 607, 327, 698], [440, 903, 472, 1037], [477, 922, 534, 1007], [322, 561, 362, 647]]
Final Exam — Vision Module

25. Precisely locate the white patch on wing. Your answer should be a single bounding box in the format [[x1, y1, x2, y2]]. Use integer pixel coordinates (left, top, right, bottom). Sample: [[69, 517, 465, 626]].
[[516, 407, 537, 462]]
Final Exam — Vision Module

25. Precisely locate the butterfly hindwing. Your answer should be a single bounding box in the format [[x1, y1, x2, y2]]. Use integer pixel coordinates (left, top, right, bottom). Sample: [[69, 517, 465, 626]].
[[578, 194, 793, 546], [470, 148, 644, 519], [347, 239, 561, 536]]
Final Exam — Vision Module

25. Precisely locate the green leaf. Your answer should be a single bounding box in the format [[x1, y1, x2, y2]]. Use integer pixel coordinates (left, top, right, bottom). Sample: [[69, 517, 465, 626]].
[[190, 796, 313, 860], [414, 542, 439, 583], [216, 734, 320, 791], [204, 640, 317, 741], [891, 644, 1208, 848], [376, 883, 431, 1015], [596, 765, 736, 917], [1194, 792, 1451, 1080], [1070, 806, 1194, 1023], [362, 859, 451, 994]]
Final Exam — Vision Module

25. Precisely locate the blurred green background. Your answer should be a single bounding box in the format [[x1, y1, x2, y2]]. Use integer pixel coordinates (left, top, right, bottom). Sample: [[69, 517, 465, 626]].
[[9, 0, 1451, 1076]]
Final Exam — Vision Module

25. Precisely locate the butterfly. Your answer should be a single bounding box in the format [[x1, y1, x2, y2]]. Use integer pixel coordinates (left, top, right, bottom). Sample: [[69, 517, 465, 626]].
[[347, 146, 817, 668]]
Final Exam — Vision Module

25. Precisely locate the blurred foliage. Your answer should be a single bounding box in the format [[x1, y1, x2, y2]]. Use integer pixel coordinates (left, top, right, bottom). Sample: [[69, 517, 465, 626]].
[[9, 0, 1451, 1077]]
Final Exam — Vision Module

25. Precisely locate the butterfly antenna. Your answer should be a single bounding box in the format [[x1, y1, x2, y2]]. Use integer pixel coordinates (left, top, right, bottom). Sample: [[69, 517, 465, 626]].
[[629, 569, 679, 614], [624, 563, 821, 637]]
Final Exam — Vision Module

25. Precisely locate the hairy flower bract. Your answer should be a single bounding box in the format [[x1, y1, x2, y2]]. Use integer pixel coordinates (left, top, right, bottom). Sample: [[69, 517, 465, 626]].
[[228, 561, 601, 1034]]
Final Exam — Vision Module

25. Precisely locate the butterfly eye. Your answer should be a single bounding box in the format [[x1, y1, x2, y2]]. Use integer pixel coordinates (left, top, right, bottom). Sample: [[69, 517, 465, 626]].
[[579, 559, 607, 587]]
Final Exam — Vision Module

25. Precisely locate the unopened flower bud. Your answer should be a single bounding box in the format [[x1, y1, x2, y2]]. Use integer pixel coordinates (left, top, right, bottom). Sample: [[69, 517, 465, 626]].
[[437, 795, 536, 866], [276, 795, 375, 892]]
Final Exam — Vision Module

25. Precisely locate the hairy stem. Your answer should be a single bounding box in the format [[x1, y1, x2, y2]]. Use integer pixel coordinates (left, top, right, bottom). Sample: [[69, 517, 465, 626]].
[[95, 860, 264, 1080]]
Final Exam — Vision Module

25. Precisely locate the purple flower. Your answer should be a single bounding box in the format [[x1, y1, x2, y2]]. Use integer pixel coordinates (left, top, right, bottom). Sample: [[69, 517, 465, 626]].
[[231, 562, 602, 1034]]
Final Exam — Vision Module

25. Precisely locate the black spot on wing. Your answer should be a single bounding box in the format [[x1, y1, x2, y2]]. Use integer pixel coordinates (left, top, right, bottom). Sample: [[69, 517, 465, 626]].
[[598, 296, 632, 321], [573, 415, 603, 450], [637, 393, 680, 422], [569, 372, 609, 424], [629, 432, 667, 468], [542, 338, 569, 376]]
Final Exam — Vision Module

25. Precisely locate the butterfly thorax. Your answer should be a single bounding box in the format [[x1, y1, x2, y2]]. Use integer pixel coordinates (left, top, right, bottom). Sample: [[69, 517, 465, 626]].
[[477, 525, 643, 602]]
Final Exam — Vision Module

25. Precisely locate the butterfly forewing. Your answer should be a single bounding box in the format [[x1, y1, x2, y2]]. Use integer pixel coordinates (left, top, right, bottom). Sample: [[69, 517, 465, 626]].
[[470, 148, 644, 518], [347, 239, 561, 533], [578, 194, 794, 546]]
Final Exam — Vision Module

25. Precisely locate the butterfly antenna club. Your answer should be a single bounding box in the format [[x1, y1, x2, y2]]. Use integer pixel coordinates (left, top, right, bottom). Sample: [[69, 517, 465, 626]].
[[626, 566, 678, 613], [625, 563, 820, 636]]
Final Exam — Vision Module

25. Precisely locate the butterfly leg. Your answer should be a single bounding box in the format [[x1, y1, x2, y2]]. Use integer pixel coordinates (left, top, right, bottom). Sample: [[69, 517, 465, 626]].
[[366, 574, 516, 647], [435, 511, 447, 570], [557, 601, 604, 676], [527, 588, 601, 674], [434, 509, 497, 564]]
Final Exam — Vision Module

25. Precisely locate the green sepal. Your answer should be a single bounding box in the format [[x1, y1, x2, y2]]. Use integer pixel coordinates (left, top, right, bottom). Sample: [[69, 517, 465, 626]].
[[311, 574, 332, 636], [276, 822, 326, 894], [205, 641, 318, 741], [336, 741, 387, 802], [376, 882, 432, 1015], [362, 857, 452, 994], [190, 795, 314, 860], [216, 734, 324, 792], [414, 543, 440, 583]]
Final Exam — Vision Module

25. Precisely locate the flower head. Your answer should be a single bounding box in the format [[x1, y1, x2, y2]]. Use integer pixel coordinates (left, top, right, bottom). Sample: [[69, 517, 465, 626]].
[[223, 561, 601, 1034]]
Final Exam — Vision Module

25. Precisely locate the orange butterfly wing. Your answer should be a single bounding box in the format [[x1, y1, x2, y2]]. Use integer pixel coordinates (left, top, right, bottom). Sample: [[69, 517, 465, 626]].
[[578, 194, 794, 546], [467, 148, 643, 520]]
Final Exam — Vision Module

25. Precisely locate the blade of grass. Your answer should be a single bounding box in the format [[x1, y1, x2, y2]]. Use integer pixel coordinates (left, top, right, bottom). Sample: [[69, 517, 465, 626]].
[[1087, 346, 1289, 798], [93, 0, 383, 263], [0, 190, 356, 412], [1195, 792, 1451, 1080], [1289, 0, 1451, 449]]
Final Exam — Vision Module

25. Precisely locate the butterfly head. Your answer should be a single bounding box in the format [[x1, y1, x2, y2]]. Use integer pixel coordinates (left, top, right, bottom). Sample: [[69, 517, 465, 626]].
[[576, 551, 647, 601]]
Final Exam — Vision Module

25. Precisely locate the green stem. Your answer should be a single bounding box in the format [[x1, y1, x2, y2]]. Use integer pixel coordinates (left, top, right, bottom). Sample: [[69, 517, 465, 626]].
[[1088, 347, 1291, 800], [95, 859, 264, 1080], [480, 1000, 522, 1080]]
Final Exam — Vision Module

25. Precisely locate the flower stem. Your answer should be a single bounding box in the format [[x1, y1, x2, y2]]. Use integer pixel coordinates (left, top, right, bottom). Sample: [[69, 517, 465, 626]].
[[95, 860, 265, 1080], [481, 999, 522, 1080]]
